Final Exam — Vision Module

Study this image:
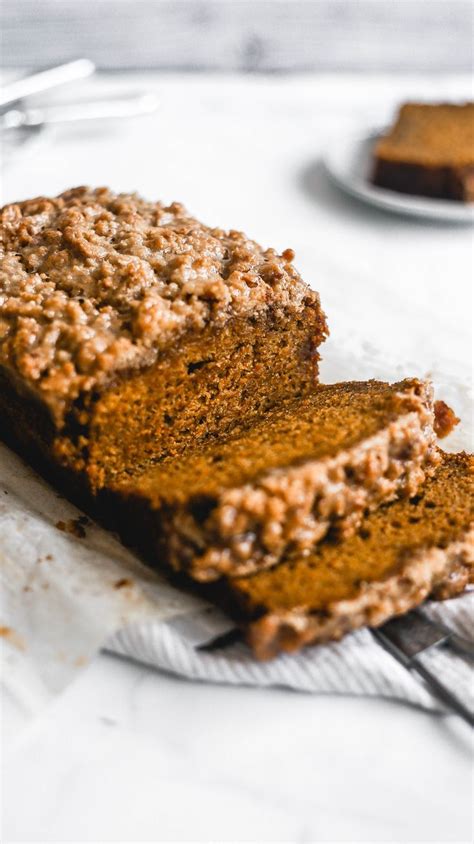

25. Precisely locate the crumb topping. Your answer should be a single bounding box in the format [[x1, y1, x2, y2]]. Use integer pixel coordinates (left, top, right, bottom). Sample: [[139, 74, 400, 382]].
[[434, 400, 460, 439], [0, 187, 317, 423]]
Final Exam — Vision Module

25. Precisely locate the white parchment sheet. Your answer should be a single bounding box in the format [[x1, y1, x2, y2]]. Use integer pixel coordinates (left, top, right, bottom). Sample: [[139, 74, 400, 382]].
[[1, 339, 472, 716]]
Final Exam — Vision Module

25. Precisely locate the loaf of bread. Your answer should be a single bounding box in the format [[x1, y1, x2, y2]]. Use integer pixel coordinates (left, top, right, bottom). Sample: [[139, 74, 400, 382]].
[[1, 187, 471, 664], [0, 187, 328, 493]]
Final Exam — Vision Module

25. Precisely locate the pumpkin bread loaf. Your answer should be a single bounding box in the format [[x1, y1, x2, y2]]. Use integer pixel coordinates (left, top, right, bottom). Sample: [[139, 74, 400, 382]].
[[216, 452, 473, 659], [372, 103, 474, 201], [0, 187, 328, 493], [114, 378, 441, 581], [1, 188, 470, 668]]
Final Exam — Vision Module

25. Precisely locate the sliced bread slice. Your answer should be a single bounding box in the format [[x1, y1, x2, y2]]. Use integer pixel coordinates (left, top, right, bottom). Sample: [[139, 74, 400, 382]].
[[114, 378, 441, 581], [218, 452, 473, 659]]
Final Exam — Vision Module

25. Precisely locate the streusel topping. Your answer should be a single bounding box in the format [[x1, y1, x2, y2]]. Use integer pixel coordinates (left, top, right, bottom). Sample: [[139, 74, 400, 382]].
[[0, 187, 320, 422]]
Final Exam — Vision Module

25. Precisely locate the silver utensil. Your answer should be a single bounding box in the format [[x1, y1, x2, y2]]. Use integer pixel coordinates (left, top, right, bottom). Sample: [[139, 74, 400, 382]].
[[373, 610, 474, 726], [0, 93, 159, 131], [0, 59, 95, 110]]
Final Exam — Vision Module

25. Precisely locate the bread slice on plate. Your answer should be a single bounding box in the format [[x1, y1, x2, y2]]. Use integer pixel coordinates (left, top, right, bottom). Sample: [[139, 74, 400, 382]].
[[115, 378, 442, 581], [217, 452, 473, 659], [372, 102, 474, 201]]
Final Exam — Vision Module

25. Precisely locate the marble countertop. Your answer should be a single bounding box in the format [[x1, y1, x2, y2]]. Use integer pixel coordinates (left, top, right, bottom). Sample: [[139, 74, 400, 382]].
[[2, 72, 473, 843]]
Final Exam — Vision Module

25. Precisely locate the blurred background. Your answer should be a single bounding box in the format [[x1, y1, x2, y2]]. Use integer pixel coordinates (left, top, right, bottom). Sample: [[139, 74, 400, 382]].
[[2, 0, 473, 74]]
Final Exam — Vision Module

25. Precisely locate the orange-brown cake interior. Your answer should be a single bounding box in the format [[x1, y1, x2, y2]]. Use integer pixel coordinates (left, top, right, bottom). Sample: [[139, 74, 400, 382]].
[[119, 378, 428, 504], [375, 103, 474, 167], [73, 306, 325, 489]]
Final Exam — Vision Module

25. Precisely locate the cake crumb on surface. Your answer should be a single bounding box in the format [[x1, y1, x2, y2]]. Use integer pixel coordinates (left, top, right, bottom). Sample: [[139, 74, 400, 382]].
[[0, 626, 26, 651], [55, 518, 87, 538]]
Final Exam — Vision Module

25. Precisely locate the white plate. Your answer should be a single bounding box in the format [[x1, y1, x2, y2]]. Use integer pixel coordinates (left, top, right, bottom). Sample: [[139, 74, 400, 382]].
[[323, 131, 474, 224]]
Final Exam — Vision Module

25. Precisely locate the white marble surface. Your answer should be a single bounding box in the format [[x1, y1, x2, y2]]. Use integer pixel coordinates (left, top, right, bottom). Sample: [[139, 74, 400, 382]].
[[3, 653, 474, 843], [1, 72, 473, 842]]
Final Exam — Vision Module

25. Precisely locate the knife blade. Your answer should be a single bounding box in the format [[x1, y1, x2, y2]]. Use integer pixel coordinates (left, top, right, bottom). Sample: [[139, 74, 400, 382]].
[[373, 611, 474, 726]]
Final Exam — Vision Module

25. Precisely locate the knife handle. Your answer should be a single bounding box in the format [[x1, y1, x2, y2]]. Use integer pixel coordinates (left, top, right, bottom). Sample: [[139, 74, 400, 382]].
[[0, 60, 95, 109]]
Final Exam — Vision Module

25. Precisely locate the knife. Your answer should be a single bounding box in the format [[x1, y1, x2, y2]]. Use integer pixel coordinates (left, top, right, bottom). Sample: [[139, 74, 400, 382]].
[[373, 610, 474, 726]]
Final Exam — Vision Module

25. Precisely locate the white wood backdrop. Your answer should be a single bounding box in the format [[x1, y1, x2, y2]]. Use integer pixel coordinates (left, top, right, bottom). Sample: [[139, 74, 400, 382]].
[[2, 0, 473, 72]]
